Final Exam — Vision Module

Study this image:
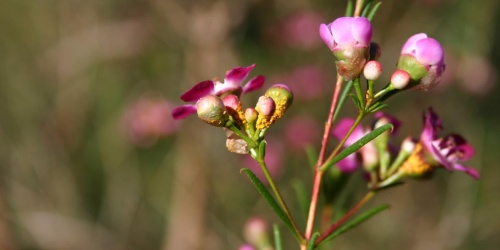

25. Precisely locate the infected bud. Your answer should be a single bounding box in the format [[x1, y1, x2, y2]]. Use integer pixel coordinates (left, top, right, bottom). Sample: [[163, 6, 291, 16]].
[[196, 95, 228, 127]]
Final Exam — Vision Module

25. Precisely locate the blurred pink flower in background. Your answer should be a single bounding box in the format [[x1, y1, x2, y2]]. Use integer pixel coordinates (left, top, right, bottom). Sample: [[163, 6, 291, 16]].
[[269, 65, 329, 101], [285, 115, 321, 151], [123, 95, 179, 147], [242, 137, 284, 182], [267, 10, 324, 51]]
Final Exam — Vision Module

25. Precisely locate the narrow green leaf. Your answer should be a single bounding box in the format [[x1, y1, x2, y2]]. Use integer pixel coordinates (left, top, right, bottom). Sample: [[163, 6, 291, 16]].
[[345, 0, 354, 16], [367, 2, 382, 21], [305, 145, 318, 170], [367, 102, 389, 113], [321, 124, 393, 172], [361, 1, 373, 17], [323, 204, 390, 243], [333, 80, 354, 121], [241, 168, 299, 241], [307, 232, 320, 250], [292, 179, 309, 220], [273, 224, 283, 250]]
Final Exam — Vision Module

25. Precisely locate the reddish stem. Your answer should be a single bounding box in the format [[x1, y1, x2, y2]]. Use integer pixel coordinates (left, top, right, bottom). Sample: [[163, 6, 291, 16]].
[[305, 75, 343, 240], [315, 191, 375, 245]]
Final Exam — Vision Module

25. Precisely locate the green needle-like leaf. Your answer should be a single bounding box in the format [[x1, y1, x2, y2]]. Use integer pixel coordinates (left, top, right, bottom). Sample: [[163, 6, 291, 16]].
[[333, 80, 354, 121], [273, 224, 283, 250], [346, 0, 354, 16], [361, 1, 374, 17], [241, 168, 302, 242], [307, 232, 320, 250], [321, 124, 393, 172], [367, 2, 382, 21], [322, 204, 390, 243]]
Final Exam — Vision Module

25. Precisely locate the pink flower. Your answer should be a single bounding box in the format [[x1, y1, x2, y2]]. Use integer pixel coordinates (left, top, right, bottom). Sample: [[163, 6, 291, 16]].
[[123, 96, 178, 147], [275, 11, 324, 50], [285, 115, 321, 151], [397, 33, 445, 90], [319, 17, 373, 52], [172, 64, 265, 119], [419, 108, 479, 179], [319, 17, 373, 79]]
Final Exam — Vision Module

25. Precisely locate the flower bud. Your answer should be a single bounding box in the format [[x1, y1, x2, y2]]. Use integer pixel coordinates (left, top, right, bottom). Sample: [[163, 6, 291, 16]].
[[222, 94, 245, 125], [390, 69, 411, 89], [245, 108, 258, 124], [397, 33, 445, 90], [255, 96, 276, 117], [319, 17, 372, 79], [196, 95, 228, 127], [363, 60, 383, 81]]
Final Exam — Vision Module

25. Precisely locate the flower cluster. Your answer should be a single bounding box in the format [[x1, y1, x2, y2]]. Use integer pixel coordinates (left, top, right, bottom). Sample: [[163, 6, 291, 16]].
[[168, 2, 479, 249], [172, 65, 293, 155]]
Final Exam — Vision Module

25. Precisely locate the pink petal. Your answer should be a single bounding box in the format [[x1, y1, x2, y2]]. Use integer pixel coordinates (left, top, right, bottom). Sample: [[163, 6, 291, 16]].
[[330, 17, 353, 48], [452, 164, 480, 180], [319, 23, 335, 51], [243, 75, 265, 94], [336, 153, 358, 173], [415, 38, 444, 65], [225, 64, 256, 85], [332, 118, 365, 146], [171, 104, 197, 120], [401, 33, 428, 55], [180, 80, 214, 102], [350, 17, 372, 47]]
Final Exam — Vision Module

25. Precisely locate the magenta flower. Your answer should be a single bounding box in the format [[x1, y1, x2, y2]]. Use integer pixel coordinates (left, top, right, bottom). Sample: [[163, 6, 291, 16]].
[[319, 17, 373, 79], [171, 64, 265, 120], [319, 17, 373, 51], [123, 96, 179, 147], [332, 118, 374, 172], [419, 108, 479, 179], [397, 33, 445, 90]]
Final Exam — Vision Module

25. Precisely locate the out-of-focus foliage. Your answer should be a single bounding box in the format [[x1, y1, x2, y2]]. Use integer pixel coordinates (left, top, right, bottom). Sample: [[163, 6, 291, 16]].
[[0, 0, 498, 249]]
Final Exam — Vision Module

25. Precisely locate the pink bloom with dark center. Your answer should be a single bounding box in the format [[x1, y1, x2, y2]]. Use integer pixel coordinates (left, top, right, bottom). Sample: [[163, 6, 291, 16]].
[[172, 64, 265, 119], [420, 108, 479, 179]]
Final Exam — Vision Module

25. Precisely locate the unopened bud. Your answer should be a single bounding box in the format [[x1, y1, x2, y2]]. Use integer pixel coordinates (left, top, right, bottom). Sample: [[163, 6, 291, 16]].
[[255, 96, 276, 117], [390, 70, 411, 89], [196, 95, 228, 127], [222, 94, 245, 125], [363, 60, 383, 81], [245, 108, 258, 124]]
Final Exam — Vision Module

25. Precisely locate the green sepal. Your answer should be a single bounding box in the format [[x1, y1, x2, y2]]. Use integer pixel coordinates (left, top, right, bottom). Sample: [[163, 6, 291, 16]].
[[320, 124, 393, 172], [241, 168, 301, 242], [322, 204, 390, 243]]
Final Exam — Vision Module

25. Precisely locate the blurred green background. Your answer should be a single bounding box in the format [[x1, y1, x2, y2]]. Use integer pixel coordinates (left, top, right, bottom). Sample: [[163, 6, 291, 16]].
[[0, 0, 498, 249]]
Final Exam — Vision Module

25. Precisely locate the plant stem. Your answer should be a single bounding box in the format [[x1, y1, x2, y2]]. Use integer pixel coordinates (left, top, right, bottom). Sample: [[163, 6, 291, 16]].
[[305, 75, 343, 240], [315, 191, 375, 245]]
